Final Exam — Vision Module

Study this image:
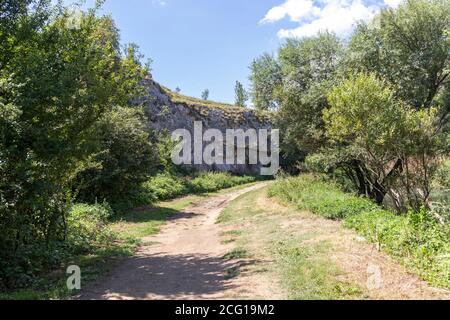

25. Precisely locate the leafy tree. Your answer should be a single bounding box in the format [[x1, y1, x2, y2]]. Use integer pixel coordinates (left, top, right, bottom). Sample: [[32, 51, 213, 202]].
[[344, 0, 450, 113], [234, 81, 248, 107], [249, 53, 282, 110], [276, 32, 344, 156], [175, 87, 181, 93], [74, 107, 159, 204], [201, 89, 209, 100], [0, 0, 153, 284], [322, 73, 445, 210]]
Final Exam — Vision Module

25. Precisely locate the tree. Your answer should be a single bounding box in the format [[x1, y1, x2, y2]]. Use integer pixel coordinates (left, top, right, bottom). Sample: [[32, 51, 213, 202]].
[[322, 73, 445, 211], [276, 32, 344, 157], [234, 81, 248, 107], [73, 107, 159, 203], [0, 1, 153, 275], [249, 53, 282, 110], [344, 0, 450, 113], [175, 87, 181, 93], [201, 89, 209, 100]]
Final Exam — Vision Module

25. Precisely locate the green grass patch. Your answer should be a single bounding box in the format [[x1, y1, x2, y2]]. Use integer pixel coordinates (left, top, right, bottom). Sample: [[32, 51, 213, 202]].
[[223, 248, 249, 260], [272, 238, 362, 300], [268, 175, 377, 220]]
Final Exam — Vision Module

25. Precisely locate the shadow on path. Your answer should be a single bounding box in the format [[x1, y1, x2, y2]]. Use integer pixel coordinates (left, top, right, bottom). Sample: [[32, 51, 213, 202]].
[[81, 253, 245, 299]]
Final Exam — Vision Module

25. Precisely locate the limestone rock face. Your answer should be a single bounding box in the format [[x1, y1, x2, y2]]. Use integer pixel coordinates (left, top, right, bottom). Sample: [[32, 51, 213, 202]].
[[142, 79, 273, 175]]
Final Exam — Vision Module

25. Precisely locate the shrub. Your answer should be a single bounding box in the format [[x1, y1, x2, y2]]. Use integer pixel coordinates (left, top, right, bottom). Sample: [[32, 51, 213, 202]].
[[189, 172, 256, 193], [73, 107, 159, 205], [136, 172, 258, 205], [0, 202, 116, 290], [141, 173, 188, 202], [67, 202, 115, 254]]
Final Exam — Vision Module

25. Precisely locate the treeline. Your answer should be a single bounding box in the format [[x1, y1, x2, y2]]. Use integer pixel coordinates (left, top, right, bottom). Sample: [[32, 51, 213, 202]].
[[249, 0, 449, 214], [0, 0, 175, 291]]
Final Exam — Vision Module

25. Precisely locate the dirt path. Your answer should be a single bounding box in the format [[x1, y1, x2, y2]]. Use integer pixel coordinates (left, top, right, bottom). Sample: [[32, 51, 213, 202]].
[[221, 187, 450, 300], [79, 184, 449, 300], [79, 183, 273, 300]]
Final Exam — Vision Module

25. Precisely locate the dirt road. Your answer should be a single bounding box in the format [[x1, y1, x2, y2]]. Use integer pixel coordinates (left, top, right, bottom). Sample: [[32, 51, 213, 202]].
[[79, 183, 273, 300], [79, 183, 449, 300]]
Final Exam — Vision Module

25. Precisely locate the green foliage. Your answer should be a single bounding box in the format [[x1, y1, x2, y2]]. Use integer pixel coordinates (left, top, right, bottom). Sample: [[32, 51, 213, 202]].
[[249, 1, 449, 211], [323, 73, 446, 210], [344, 0, 450, 110], [275, 32, 343, 158], [201, 89, 209, 100], [234, 81, 248, 108], [138, 172, 258, 205], [249, 53, 282, 110], [269, 175, 450, 288], [66, 202, 115, 253], [269, 174, 378, 220], [0, 202, 117, 291], [73, 106, 159, 204], [324, 73, 407, 149], [141, 173, 188, 202], [188, 172, 256, 193], [0, 1, 152, 291]]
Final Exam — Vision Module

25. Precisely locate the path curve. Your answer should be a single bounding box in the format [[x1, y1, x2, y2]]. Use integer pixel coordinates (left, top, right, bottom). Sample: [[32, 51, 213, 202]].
[[79, 183, 270, 300]]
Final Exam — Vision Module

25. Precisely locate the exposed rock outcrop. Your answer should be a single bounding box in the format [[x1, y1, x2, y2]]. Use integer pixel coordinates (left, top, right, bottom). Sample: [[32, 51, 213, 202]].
[[142, 78, 273, 174]]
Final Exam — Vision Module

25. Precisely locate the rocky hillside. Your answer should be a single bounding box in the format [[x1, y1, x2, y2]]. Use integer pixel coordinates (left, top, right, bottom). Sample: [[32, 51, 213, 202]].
[[142, 78, 273, 174]]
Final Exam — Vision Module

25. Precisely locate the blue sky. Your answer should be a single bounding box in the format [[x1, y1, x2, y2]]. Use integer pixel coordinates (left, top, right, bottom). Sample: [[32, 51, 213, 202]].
[[76, 0, 401, 104]]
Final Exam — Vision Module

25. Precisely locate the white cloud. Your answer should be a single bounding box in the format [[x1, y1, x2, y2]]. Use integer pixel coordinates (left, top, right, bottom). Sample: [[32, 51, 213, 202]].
[[261, 0, 394, 38], [260, 0, 318, 24]]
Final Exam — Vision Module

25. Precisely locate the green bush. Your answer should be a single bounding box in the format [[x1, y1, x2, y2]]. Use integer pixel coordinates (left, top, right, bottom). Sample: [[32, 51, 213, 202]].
[[269, 175, 450, 288], [141, 173, 188, 202], [66, 203, 115, 254], [189, 172, 256, 193], [136, 172, 258, 205], [0, 202, 116, 291], [74, 107, 159, 205]]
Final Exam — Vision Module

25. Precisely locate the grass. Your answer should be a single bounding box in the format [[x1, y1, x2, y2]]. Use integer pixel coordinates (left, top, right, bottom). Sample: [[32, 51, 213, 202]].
[[268, 175, 378, 220], [218, 187, 364, 300], [272, 237, 362, 300], [110, 193, 209, 240], [223, 248, 249, 260], [269, 174, 450, 289], [163, 86, 240, 111]]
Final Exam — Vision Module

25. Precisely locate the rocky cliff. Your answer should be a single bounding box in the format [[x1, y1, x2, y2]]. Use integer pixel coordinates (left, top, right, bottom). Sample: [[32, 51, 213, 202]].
[[142, 78, 273, 174]]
